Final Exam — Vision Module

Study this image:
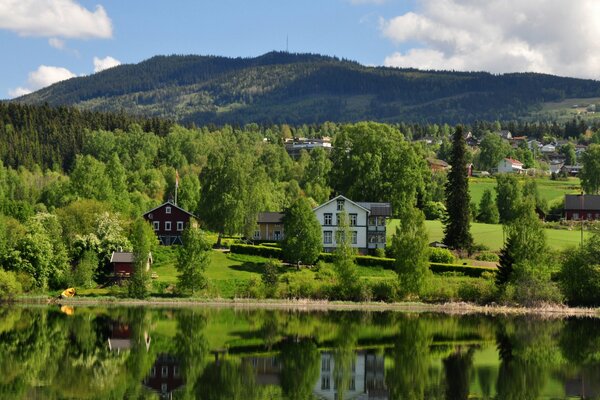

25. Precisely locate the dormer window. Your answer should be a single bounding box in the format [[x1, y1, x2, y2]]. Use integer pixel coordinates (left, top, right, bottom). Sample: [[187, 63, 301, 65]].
[[166, 206, 172, 214], [336, 199, 344, 211]]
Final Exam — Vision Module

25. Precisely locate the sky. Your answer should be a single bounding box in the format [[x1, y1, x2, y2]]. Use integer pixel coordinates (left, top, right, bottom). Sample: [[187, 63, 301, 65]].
[[1, 0, 600, 99]]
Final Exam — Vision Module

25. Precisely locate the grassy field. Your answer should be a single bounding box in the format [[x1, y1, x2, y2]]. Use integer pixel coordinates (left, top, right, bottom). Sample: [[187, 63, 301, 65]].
[[468, 177, 580, 205], [388, 220, 589, 252]]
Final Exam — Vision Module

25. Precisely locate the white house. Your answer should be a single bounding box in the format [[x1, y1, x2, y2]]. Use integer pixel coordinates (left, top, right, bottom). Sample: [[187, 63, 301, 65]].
[[541, 144, 556, 153], [313, 195, 391, 254], [497, 158, 524, 174]]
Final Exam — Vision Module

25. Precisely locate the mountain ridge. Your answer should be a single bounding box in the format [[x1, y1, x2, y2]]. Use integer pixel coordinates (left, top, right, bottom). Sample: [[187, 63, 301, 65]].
[[14, 51, 600, 124]]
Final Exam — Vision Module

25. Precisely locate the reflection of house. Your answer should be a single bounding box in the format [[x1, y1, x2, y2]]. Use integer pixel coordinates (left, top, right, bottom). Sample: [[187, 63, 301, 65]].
[[254, 212, 285, 241], [314, 351, 387, 400], [285, 137, 332, 159], [107, 321, 151, 353], [314, 195, 391, 254], [497, 158, 523, 174], [109, 251, 152, 277], [565, 374, 600, 398], [243, 355, 282, 385], [564, 194, 600, 220], [143, 354, 184, 400], [143, 201, 197, 245]]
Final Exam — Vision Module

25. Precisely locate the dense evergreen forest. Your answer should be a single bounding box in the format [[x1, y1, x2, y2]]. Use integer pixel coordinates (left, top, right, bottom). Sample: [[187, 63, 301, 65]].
[[13, 52, 600, 125]]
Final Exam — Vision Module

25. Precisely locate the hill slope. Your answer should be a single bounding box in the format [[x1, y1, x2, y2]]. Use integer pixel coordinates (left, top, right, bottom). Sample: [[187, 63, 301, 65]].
[[15, 51, 600, 124]]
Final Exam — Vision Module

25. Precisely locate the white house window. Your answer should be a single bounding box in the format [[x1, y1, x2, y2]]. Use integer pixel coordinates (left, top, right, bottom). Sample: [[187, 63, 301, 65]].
[[349, 214, 357, 226], [274, 230, 281, 240], [177, 221, 184, 231], [321, 376, 331, 390], [150, 367, 156, 377], [165, 206, 172, 214], [377, 216, 386, 226], [368, 216, 376, 226], [254, 230, 261, 239], [165, 221, 172, 231], [161, 383, 168, 393], [351, 231, 357, 244], [322, 355, 331, 372], [161, 366, 169, 377], [324, 213, 332, 225], [323, 231, 332, 244], [153, 221, 160, 231], [573, 212, 579, 220], [337, 199, 344, 210], [173, 366, 180, 378]]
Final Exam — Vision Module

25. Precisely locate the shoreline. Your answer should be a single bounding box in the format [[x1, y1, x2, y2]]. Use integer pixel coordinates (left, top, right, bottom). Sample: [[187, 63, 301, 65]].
[[14, 296, 600, 317]]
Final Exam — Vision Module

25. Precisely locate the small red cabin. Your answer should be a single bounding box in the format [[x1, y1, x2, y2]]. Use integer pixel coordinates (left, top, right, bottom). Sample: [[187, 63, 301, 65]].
[[143, 201, 197, 245], [110, 251, 152, 277]]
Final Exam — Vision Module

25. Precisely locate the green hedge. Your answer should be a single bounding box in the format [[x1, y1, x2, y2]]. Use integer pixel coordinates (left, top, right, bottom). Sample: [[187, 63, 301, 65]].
[[230, 244, 495, 277], [229, 244, 283, 258]]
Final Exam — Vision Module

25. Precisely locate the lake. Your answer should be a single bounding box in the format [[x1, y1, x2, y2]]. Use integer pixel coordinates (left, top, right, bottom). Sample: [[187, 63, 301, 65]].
[[0, 305, 598, 399]]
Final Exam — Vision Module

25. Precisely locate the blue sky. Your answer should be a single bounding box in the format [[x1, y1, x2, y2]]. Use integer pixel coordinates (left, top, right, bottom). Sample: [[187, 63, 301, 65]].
[[1, 0, 599, 99]]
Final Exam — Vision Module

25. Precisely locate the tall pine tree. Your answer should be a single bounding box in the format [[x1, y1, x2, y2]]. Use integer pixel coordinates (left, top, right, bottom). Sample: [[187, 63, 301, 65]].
[[443, 126, 473, 251]]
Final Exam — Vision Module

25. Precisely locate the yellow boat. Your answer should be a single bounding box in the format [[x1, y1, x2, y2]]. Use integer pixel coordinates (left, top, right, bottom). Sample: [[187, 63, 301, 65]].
[[60, 288, 76, 299]]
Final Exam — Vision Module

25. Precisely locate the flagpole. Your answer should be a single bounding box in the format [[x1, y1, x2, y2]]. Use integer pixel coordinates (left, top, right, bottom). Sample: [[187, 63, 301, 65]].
[[175, 170, 179, 206]]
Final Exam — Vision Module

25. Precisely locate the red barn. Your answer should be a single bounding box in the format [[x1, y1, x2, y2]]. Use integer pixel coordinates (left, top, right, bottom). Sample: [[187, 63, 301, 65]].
[[143, 201, 197, 245], [564, 194, 600, 220]]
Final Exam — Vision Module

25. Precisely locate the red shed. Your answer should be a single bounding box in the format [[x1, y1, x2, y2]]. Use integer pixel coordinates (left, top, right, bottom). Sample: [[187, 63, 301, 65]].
[[110, 251, 152, 277], [143, 201, 197, 245]]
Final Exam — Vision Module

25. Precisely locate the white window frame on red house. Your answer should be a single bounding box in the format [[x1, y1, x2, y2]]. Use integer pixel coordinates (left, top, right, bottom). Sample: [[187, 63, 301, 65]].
[[153, 221, 160, 231], [165, 221, 172, 231], [177, 221, 184, 231], [166, 206, 172, 214]]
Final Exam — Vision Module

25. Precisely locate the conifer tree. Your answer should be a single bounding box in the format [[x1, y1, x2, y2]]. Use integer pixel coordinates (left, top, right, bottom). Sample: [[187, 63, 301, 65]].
[[477, 189, 500, 224], [443, 126, 473, 251]]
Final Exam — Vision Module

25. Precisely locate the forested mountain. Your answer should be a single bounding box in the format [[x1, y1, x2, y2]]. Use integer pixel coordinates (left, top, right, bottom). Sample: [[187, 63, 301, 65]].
[[14, 52, 600, 125]]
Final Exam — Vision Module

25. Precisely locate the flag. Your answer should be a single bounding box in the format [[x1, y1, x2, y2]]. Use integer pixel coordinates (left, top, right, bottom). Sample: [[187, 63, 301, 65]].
[[175, 170, 179, 188]]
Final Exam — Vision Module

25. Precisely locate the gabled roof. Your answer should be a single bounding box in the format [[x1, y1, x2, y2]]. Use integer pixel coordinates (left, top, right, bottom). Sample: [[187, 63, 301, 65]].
[[110, 251, 153, 264], [503, 158, 523, 166], [257, 212, 284, 223], [313, 195, 371, 213], [143, 201, 197, 219], [565, 194, 600, 210]]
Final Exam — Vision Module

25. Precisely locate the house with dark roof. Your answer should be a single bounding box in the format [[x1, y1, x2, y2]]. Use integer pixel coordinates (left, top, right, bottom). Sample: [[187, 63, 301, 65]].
[[143, 201, 197, 245], [254, 212, 285, 241], [564, 194, 600, 220], [426, 158, 450, 172], [143, 354, 184, 399]]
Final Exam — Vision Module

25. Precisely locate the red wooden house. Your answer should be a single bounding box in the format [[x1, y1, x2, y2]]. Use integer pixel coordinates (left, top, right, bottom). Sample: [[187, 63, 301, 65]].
[[143, 354, 184, 398], [143, 201, 197, 245]]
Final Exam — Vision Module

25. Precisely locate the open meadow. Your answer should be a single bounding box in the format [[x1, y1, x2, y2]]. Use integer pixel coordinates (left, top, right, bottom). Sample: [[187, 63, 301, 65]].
[[468, 176, 580, 205]]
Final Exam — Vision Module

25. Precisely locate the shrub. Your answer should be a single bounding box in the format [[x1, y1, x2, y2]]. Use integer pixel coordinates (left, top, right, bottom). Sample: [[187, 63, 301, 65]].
[[475, 252, 499, 262], [558, 243, 600, 306], [428, 248, 456, 264], [501, 262, 563, 307], [369, 280, 399, 302], [314, 261, 336, 282], [373, 248, 386, 258], [456, 273, 497, 304], [261, 259, 280, 286], [429, 263, 496, 278], [230, 244, 283, 258], [423, 201, 446, 220], [0, 269, 22, 301]]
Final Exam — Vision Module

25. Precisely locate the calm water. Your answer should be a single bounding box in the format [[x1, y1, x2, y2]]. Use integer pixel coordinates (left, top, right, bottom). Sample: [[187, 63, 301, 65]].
[[0, 306, 598, 399]]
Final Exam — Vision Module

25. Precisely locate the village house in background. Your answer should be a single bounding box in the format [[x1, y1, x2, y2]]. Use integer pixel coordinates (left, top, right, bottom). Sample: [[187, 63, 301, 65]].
[[143, 201, 197, 245], [426, 158, 450, 173], [284, 137, 332, 159], [254, 212, 285, 241], [564, 194, 600, 221], [496, 158, 524, 174]]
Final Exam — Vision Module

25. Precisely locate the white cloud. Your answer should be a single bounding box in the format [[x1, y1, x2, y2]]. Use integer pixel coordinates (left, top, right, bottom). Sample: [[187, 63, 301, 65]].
[[8, 65, 76, 98], [48, 37, 65, 49], [0, 0, 112, 39], [93, 56, 121, 73], [380, 0, 600, 79]]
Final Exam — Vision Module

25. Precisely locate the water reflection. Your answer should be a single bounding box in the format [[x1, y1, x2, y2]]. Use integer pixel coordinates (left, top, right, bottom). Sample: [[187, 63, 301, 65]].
[[0, 307, 598, 399]]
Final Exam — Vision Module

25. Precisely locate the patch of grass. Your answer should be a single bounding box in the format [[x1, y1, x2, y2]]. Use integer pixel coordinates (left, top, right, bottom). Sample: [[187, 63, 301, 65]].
[[392, 220, 590, 251], [468, 177, 581, 205]]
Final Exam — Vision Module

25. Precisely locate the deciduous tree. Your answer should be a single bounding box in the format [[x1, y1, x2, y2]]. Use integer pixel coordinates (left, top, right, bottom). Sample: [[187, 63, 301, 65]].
[[176, 225, 210, 296], [281, 197, 322, 267]]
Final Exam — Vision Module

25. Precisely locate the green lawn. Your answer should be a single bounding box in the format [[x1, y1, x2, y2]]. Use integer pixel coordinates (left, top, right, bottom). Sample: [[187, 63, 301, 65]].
[[389, 220, 589, 252], [468, 177, 580, 205]]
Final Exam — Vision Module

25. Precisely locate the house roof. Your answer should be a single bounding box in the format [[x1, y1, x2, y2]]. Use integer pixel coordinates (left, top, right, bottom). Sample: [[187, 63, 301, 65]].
[[504, 158, 523, 166], [142, 201, 197, 219], [110, 251, 153, 264], [257, 212, 284, 224], [356, 202, 393, 216], [565, 194, 600, 210], [426, 158, 449, 168], [313, 195, 371, 213]]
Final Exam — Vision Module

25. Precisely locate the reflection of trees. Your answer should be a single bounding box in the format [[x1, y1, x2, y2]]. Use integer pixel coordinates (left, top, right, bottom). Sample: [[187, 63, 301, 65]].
[[495, 317, 562, 400], [197, 358, 261, 400], [477, 367, 494, 399], [280, 338, 320, 400], [443, 347, 474, 400], [333, 318, 358, 400], [174, 309, 209, 399], [386, 317, 431, 400], [559, 318, 600, 398]]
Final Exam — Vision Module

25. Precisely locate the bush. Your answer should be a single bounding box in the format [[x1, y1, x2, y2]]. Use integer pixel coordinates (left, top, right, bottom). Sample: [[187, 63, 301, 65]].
[[373, 248, 386, 258], [502, 275, 563, 307], [456, 273, 497, 304], [423, 201, 446, 220], [429, 263, 496, 278], [230, 244, 283, 258], [314, 261, 336, 282], [369, 280, 399, 302], [558, 244, 600, 306], [428, 248, 456, 264], [0, 269, 22, 301], [475, 252, 499, 262]]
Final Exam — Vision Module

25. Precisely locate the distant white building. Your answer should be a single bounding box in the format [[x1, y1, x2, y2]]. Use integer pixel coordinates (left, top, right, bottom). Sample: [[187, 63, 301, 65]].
[[541, 144, 556, 153], [497, 158, 524, 174]]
